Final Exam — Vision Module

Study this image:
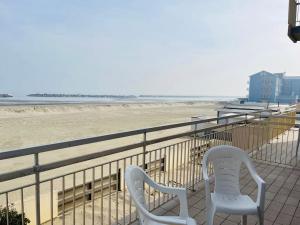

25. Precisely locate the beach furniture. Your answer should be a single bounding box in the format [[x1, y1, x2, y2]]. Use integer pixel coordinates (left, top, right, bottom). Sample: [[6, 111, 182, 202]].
[[202, 145, 266, 225], [125, 165, 197, 225]]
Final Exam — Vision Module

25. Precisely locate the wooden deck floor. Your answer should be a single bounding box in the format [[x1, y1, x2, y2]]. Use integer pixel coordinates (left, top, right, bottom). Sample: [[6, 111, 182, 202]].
[[142, 161, 300, 225]]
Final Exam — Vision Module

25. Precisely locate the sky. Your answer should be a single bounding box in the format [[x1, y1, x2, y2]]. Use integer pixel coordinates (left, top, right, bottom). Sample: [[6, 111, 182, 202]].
[[0, 0, 299, 97]]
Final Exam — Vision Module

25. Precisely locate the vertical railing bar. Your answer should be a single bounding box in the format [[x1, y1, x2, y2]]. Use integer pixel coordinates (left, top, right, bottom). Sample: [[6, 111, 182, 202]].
[[248, 123, 251, 154], [270, 126, 274, 163], [244, 120, 247, 150], [34, 153, 41, 225], [116, 161, 119, 225], [142, 132, 147, 170], [186, 141, 189, 189], [192, 133, 197, 191], [154, 150, 157, 208], [176, 143, 179, 187], [183, 142, 187, 187], [21, 188, 24, 225], [82, 171, 86, 225], [108, 163, 112, 225], [72, 173, 76, 225], [256, 124, 259, 160], [188, 139, 192, 189], [218, 129, 221, 145], [252, 123, 255, 157], [196, 137, 201, 184], [296, 128, 300, 167], [6, 192, 9, 225], [180, 142, 183, 186], [195, 138, 200, 184], [280, 127, 284, 163], [291, 130, 295, 166], [261, 122, 264, 160], [163, 147, 166, 202], [133, 154, 139, 221], [62, 176, 65, 225], [172, 145, 175, 193], [50, 180, 53, 225], [224, 124, 227, 145], [122, 159, 126, 225], [275, 128, 279, 163], [148, 151, 152, 209], [167, 146, 171, 199], [285, 130, 290, 165], [101, 165, 104, 225], [197, 136, 201, 183], [266, 122, 269, 161], [158, 148, 162, 205], [129, 157, 132, 222], [92, 167, 95, 225]]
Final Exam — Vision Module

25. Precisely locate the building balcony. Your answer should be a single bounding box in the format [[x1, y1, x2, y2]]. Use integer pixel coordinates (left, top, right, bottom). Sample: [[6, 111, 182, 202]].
[[288, 0, 300, 42], [0, 109, 299, 225]]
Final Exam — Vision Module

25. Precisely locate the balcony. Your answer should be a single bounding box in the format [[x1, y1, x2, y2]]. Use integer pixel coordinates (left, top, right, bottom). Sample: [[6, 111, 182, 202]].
[[0, 109, 299, 225]]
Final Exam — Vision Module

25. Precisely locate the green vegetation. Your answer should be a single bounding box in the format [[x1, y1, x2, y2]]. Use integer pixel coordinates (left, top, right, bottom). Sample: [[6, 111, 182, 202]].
[[0, 204, 30, 225]]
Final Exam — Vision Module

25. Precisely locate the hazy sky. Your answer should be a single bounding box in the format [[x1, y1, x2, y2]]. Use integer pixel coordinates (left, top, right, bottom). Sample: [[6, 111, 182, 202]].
[[0, 1, 299, 97]]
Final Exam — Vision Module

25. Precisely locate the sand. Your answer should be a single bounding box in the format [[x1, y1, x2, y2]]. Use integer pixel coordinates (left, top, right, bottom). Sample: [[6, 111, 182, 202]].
[[0, 101, 222, 224], [0, 102, 219, 150]]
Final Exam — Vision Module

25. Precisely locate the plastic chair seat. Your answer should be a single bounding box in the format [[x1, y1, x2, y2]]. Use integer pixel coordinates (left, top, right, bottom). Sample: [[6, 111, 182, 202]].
[[211, 193, 258, 214], [202, 146, 266, 225]]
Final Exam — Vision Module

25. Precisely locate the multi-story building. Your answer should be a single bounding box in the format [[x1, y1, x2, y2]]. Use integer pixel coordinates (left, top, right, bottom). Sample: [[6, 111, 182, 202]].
[[248, 71, 300, 104]]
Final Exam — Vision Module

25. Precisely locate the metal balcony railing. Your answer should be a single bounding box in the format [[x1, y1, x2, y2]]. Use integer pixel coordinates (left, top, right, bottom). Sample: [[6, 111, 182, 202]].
[[289, 0, 300, 26], [0, 109, 298, 225], [297, 0, 300, 25], [288, 0, 300, 42]]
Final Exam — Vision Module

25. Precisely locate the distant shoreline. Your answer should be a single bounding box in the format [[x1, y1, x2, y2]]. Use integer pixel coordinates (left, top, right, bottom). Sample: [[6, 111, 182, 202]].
[[28, 93, 137, 98], [0, 99, 227, 107], [0, 95, 239, 106], [27, 93, 240, 99]]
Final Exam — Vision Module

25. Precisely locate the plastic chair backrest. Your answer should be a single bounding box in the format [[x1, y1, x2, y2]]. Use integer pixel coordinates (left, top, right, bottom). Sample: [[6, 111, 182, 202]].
[[204, 145, 250, 196], [125, 166, 148, 224]]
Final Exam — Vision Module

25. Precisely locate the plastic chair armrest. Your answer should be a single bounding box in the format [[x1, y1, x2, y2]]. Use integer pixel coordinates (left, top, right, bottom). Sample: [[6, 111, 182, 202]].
[[256, 177, 266, 208], [245, 160, 266, 207], [145, 176, 189, 217]]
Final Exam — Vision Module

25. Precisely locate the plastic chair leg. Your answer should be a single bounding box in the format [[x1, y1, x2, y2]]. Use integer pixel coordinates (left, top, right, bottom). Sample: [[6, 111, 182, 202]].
[[241, 215, 247, 225], [206, 207, 215, 225], [258, 210, 264, 225]]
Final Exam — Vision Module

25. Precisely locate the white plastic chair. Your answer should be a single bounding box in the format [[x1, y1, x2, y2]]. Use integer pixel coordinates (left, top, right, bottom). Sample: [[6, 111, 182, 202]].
[[125, 165, 197, 225], [202, 145, 266, 225]]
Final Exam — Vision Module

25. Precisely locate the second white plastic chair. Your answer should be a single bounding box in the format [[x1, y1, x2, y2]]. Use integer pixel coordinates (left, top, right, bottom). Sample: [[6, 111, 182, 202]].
[[202, 145, 266, 225], [125, 165, 197, 225]]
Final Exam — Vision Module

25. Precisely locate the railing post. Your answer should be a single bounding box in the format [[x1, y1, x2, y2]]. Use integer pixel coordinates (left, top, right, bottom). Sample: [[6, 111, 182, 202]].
[[225, 122, 228, 144], [34, 153, 41, 225], [142, 132, 147, 170]]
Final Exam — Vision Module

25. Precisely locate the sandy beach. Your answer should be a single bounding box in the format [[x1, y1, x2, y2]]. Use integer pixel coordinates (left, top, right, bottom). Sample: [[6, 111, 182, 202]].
[[0, 101, 220, 151], [0, 101, 222, 224]]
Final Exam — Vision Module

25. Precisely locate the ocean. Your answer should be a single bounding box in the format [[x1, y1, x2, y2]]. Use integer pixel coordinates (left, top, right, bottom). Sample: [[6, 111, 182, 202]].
[[0, 95, 240, 105]]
